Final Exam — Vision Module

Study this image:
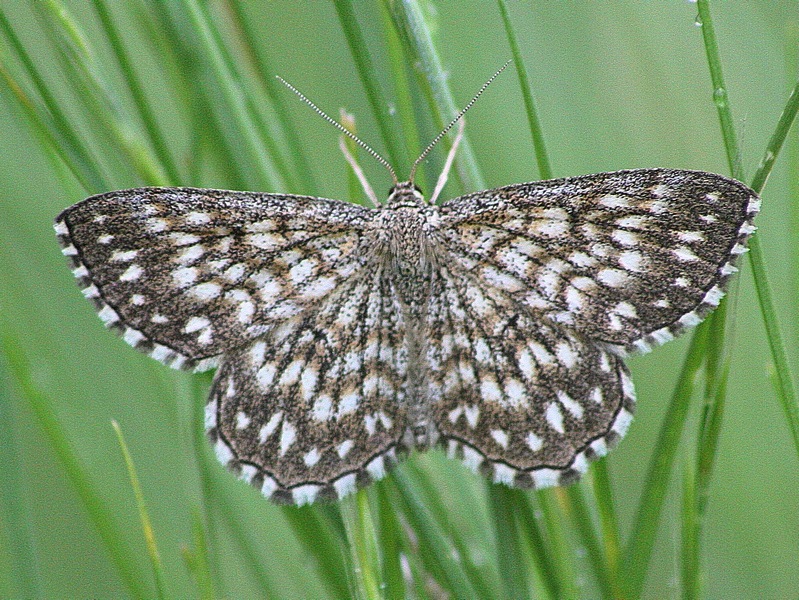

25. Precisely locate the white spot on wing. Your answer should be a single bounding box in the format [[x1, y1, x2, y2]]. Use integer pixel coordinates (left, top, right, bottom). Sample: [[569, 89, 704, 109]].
[[185, 316, 210, 333], [279, 420, 296, 456], [111, 249, 139, 262], [546, 403, 565, 434], [259, 412, 283, 443], [120, 264, 143, 281], [526, 432, 543, 452], [303, 448, 321, 467], [337, 440, 354, 458], [556, 390, 584, 419], [597, 268, 628, 287], [490, 429, 509, 449]]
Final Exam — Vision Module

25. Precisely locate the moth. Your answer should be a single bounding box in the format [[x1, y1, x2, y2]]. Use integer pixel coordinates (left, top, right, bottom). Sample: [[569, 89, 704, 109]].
[[56, 66, 758, 504]]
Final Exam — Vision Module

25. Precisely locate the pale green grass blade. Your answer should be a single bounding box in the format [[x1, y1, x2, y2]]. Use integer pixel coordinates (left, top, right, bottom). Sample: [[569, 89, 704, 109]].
[[383, 0, 484, 191], [537, 491, 579, 598], [374, 485, 407, 599], [496, 0, 551, 180], [36, 0, 166, 186], [380, 2, 427, 192], [680, 464, 699, 600], [111, 420, 167, 600]]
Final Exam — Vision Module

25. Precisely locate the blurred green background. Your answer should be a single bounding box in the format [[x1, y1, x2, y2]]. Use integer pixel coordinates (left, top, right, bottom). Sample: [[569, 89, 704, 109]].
[[1, 1, 797, 598]]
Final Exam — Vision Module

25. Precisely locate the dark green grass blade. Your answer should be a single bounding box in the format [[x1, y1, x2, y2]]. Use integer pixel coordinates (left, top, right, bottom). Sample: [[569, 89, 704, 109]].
[[90, 0, 181, 185], [0, 326, 151, 598], [334, 0, 409, 177], [622, 324, 709, 597], [497, 0, 552, 180]]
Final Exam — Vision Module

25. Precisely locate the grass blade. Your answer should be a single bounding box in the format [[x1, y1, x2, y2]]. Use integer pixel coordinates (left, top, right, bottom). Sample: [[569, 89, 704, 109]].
[[496, 0, 552, 180], [384, 0, 484, 191], [111, 420, 167, 600], [697, 0, 799, 459], [622, 324, 709, 597], [341, 491, 384, 600], [90, 0, 181, 185], [334, 0, 409, 177], [0, 7, 106, 191], [180, 0, 285, 191], [488, 488, 529, 599]]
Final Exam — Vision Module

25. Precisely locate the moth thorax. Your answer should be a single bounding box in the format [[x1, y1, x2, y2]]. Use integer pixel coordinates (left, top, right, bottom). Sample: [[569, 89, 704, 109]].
[[386, 181, 424, 207]]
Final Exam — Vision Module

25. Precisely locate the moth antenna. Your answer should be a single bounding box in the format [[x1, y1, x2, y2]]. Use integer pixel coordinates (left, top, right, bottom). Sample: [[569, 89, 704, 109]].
[[277, 75, 398, 186], [408, 60, 511, 184]]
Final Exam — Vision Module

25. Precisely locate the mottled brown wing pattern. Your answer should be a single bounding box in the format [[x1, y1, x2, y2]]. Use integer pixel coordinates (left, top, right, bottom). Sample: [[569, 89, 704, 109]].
[[437, 169, 759, 355], [55, 188, 372, 371], [206, 262, 410, 505], [425, 263, 634, 488]]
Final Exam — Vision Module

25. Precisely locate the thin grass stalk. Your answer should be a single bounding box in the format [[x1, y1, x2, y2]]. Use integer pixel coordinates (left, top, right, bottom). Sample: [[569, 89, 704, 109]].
[[143, 1, 250, 190], [539, 491, 579, 598], [496, 0, 552, 180], [622, 323, 710, 597], [111, 420, 168, 600], [384, 0, 484, 192], [390, 469, 479, 599], [342, 491, 384, 600], [37, 0, 168, 187], [334, 0, 409, 177], [0, 8, 105, 191], [223, 0, 317, 194], [680, 464, 699, 600], [401, 464, 495, 597], [281, 505, 351, 599], [489, 488, 529, 599], [590, 462, 621, 583], [698, 0, 799, 459], [563, 486, 617, 599], [209, 2, 302, 195], [173, 374, 221, 589], [181, 0, 284, 191], [379, 1, 427, 192], [515, 497, 561, 599], [181, 510, 217, 600], [375, 484, 407, 599], [682, 358, 730, 600]]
